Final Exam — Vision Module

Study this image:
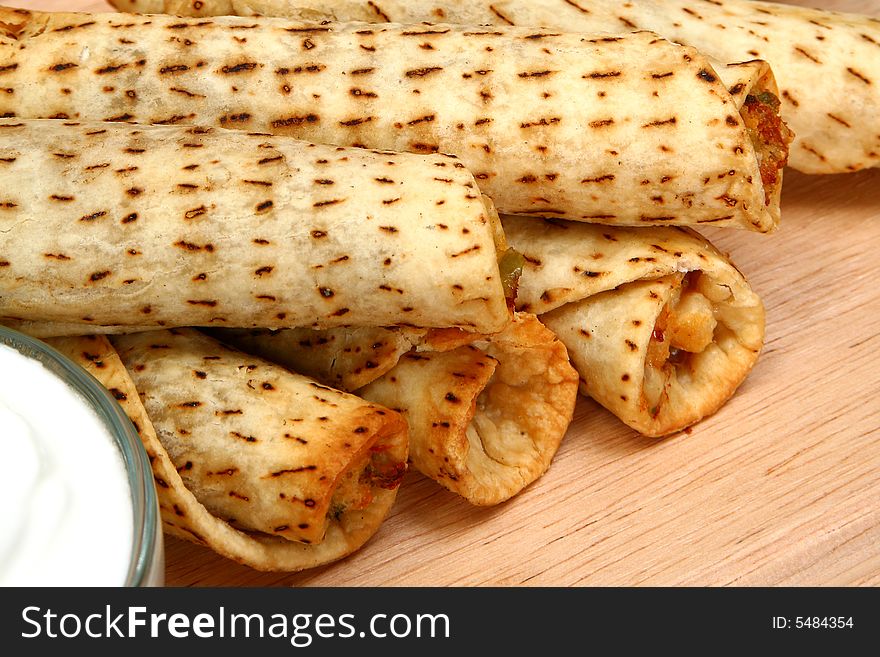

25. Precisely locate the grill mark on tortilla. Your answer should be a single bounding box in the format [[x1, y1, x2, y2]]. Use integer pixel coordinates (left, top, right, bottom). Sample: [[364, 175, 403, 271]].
[[340, 116, 372, 127], [80, 210, 107, 222], [406, 67, 443, 78], [407, 114, 435, 126], [827, 113, 852, 128], [697, 69, 717, 83], [269, 466, 318, 479], [643, 117, 677, 127], [174, 240, 214, 251], [451, 245, 481, 257], [283, 27, 330, 34], [782, 90, 799, 107], [410, 142, 439, 153], [563, 0, 592, 14], [51, 21, 97, 32], [800, 143, 828, 162], [159, 64, 189, 74], [155, 114, 193, 125], [582, 174, 615, 183], [96, 63, 128, 74], [846, 67, 871, 85], [349, 88, 377, 98], [367, 1, 391, 22], [220, 113, 251, 124], [793, 47, 821, 64], [271, 114, 319, 128], [521, 117, 561, 129], [489, 4, 516, 25], [401, 29, 450, 36]]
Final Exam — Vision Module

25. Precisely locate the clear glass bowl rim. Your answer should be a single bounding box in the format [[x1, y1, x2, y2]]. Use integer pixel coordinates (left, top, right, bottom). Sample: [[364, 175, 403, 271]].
[[0, 326, 160, 586]]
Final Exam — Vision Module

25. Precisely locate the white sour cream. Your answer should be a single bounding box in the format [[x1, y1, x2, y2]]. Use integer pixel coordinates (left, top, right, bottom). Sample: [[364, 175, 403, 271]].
[[0, 344, 133, 586]]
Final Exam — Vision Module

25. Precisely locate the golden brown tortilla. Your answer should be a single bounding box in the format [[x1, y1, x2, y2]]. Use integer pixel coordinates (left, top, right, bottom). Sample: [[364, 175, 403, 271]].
[[504, 217, 765, 437], [47, 332, 409, 572], [0, 118, 509, 333], [0, 8, 789, 230], [219, 314, 579, 505], [126, 0, 880, 174]]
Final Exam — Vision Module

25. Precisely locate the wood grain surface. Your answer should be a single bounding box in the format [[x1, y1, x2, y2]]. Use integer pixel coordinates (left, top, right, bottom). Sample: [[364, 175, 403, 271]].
[[12, 0, 879, 586]]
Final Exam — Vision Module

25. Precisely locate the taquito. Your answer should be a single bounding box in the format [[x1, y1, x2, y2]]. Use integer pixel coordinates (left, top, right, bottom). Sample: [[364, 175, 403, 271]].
[[123, 0, 880, 175], [503, 216, 765, 437], [48, 331, 408, 571], [218, 313, 579, 505], [0, 8, 790, 231], [0, 118, 510, 333]]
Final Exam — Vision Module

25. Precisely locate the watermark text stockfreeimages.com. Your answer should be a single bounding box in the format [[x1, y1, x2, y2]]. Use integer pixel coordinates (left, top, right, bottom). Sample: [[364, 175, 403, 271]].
[[21, 605, 450, 646]]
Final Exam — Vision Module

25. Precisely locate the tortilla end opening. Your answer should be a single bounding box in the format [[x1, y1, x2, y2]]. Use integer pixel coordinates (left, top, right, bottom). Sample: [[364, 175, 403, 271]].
[[448, 317, 576, 505], [640, 272, 762, 437]]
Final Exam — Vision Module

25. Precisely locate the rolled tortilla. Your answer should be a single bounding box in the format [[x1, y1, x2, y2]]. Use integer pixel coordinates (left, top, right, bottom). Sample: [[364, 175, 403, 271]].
[[47, 331, 408, 571], [0, 118, 510, 333], [0, 9, 790, 231], [218, 313, 579, 505], [214, 325, 473, 391], [124, 0, 880, 175], [503, 216, 765, 437]]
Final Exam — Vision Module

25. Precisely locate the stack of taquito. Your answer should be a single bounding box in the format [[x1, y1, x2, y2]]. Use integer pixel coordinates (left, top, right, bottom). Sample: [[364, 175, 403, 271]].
[[0, 117, 579, 568], [0, 6, 780, 429], [0, 1, 814, 568], [0, 7, 787, 231], [215, 312, 578, 505]]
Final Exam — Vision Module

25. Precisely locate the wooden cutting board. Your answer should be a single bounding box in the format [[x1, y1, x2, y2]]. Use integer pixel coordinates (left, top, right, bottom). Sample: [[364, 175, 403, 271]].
[[14, 0, 879, 586]]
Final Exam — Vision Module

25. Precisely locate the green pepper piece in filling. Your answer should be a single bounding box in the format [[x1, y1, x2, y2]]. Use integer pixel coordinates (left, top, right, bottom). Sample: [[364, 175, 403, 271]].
[[754, 91, 782, 110], [498, 248, 525, 302]]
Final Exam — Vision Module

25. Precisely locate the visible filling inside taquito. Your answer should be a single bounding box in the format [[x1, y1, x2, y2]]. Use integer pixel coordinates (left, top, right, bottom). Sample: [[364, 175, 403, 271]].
[[642, 271, 740, 418], [467, 386, 502, 465], [740, 91, 795, 205], [485, 194, 525, 304], [463, 356, 524, 469], [322, 431, 407, 528], [361, 338, 564, 505], [166, 408, 407, 545], [462, 364, 543, 474]]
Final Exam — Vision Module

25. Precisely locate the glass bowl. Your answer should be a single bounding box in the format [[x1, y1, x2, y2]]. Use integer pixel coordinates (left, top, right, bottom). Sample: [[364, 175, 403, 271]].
[[0, 326, 163, 586]]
